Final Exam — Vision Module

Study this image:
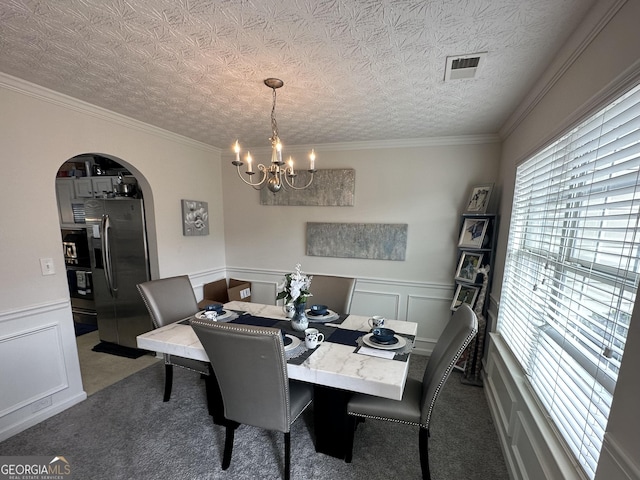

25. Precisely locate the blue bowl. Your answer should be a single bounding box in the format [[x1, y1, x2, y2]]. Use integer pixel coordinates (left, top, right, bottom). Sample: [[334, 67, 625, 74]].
[[372, 327, 396, 343], [280, 330, 292, 346], [205, 303, 224, 313], [310, 304, 328, 316]]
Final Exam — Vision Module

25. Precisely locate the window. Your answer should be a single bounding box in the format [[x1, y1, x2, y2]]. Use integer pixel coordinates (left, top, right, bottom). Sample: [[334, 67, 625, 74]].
[[497, 83, 640, 479]]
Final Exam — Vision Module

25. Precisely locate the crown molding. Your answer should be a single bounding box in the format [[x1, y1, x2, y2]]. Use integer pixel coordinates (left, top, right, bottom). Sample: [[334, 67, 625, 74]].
[[222, 134, 501, 158], [0, 72, 220, 155], [311, 135, 502, 151], [499, 0, 628, 139]]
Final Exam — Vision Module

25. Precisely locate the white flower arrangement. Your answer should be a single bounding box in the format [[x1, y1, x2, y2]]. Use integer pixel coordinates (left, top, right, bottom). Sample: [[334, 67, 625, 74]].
[[276, 263, 313, 305]]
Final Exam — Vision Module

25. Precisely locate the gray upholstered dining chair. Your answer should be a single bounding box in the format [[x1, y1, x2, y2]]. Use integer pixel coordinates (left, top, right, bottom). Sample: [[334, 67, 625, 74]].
[[137, 275, 209, 402], [190, 320, 313, 480], [309, 274, 356, 314], [345, 303, 478, 479]]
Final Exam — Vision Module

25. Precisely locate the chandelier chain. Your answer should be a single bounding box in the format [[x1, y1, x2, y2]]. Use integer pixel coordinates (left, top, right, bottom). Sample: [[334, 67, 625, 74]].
[[271, 87, 279, 141]]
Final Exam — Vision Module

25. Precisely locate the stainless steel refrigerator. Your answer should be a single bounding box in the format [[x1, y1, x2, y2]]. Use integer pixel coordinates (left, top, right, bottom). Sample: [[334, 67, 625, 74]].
[[84, 198, 151, 348]]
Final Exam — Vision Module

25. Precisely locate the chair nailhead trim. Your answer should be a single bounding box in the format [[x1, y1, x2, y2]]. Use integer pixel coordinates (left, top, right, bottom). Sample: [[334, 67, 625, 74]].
[[424, 328, 478, 428], [347, 412, 424, 428]]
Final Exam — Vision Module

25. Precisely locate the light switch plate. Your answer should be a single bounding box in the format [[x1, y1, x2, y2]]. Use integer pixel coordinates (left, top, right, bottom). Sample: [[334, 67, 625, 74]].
[[40, 257, 55, 275]]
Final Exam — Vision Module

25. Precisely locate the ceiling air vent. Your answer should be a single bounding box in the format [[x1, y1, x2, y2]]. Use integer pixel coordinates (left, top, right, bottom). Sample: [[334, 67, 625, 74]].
[[444, 52, 487, 81]]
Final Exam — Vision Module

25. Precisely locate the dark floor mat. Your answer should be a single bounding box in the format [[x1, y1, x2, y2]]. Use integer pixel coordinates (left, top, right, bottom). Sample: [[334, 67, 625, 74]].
[[92, 341, 147, 359]]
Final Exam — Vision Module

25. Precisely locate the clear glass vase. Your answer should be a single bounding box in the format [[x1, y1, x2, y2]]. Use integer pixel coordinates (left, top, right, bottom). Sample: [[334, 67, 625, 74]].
[[291, 302, 308, 331]]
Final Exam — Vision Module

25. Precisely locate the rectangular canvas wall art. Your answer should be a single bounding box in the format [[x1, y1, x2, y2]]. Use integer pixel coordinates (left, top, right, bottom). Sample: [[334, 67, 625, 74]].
[[260, 169, 355, 206], [306, 222, 408, 260], [182, 199, 209, 236]]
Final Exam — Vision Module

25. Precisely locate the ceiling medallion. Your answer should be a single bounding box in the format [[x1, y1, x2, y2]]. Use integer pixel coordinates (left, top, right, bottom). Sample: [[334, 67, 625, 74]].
[[232, 78, 316, 193]]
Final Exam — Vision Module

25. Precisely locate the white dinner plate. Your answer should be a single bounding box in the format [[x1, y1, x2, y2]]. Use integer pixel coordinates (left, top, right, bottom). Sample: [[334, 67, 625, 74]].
[[195, 310, 234, 322], [306, 309, 339, 323], [362, 333, 407, 351], [284, 334, 301, 352]]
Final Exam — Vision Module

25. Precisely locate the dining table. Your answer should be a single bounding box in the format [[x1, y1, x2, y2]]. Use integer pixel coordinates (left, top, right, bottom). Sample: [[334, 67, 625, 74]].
[[137, 300, 418, 459]]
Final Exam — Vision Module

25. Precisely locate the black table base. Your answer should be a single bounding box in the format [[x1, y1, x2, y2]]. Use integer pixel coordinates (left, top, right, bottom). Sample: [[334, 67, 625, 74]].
[[312, 385, 352, 459]]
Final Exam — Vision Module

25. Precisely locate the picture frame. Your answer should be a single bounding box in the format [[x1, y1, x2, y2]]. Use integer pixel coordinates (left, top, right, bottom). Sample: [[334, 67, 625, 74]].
[[455, 251, 484, 283], [182, 199, 209, 236], [451, 283, 480, 311], [465, 183, 494, 214], [458, 218, 489, 248]]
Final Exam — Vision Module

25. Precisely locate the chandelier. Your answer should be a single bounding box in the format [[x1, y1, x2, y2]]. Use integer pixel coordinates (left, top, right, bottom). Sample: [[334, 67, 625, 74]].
[[232, 78, 316, 193]]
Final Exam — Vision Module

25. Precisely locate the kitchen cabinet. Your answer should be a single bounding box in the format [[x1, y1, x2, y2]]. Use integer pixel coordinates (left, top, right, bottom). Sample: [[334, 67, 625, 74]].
[[74, 176, 117, 198], [55, 178, 76, 224], [74, 177, 93, 198], [91, 177, 116, 197]]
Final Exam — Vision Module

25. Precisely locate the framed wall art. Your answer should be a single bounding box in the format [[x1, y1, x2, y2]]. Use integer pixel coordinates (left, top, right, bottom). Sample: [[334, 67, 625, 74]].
[[458, 218, 489, 248], [182, 199, 209, 236], [465, 183, 493, 214], [455, 251, 484, 283], [451, 283, 480, 311], [306, 222, 407, 260], [260, 169, 355, 206]]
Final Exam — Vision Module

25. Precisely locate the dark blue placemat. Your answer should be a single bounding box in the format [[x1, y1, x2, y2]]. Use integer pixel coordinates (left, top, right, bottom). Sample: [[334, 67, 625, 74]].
[[327, 328, 366, 347], [229, 315, 279, 328]]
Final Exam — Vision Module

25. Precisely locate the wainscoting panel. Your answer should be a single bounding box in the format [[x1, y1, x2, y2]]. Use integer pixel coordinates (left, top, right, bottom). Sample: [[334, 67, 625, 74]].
[[485, 346, 517, 437], [597, 433, 640, 480], [485, 333, 585, 480], [0, 323, 67, 417], [406, 294, 454, 344], [350, 290, 400, 321], [511, 411, 551, 480], [0, 300, 85, 442]]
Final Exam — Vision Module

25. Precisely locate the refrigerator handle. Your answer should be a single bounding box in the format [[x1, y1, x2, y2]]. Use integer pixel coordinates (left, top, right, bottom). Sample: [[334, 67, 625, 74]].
[[101, 214, 118, 297]]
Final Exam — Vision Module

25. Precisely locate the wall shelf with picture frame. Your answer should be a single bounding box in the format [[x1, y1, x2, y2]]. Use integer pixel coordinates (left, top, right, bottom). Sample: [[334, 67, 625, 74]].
[[452, 201, 499, 379], [454, 213, 497, 298]]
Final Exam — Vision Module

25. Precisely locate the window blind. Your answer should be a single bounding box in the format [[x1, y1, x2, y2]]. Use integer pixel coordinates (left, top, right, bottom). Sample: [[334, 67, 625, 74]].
[[497, 83, 640, 479]]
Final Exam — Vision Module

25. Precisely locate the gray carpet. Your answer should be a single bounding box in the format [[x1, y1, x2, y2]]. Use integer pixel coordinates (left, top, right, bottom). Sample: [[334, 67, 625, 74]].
[[0, 356, 509, 479]]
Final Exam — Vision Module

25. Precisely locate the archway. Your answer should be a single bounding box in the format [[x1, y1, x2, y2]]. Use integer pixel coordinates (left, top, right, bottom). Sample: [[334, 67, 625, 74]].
[[55, 152, 159, 395]]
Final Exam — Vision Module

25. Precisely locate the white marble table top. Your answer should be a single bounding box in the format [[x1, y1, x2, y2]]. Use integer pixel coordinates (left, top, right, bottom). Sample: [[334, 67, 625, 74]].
[[137, 301, 418, 400]]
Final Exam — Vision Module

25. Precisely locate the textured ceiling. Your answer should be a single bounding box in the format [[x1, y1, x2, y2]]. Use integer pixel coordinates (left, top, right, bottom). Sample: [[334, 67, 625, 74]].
[[0, 0, 596, 150]]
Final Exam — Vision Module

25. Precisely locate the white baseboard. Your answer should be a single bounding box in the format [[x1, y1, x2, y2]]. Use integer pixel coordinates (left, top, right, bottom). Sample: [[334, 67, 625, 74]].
[[0, 392, 87, 442]]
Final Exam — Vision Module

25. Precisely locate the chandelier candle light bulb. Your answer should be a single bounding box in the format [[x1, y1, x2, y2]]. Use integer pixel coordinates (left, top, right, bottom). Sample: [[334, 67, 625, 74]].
[[231, 78, 317, 193]]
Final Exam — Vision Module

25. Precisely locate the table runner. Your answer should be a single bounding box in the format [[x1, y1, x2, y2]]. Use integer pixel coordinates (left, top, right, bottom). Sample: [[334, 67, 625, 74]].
[[226, 314, 414, 363]]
